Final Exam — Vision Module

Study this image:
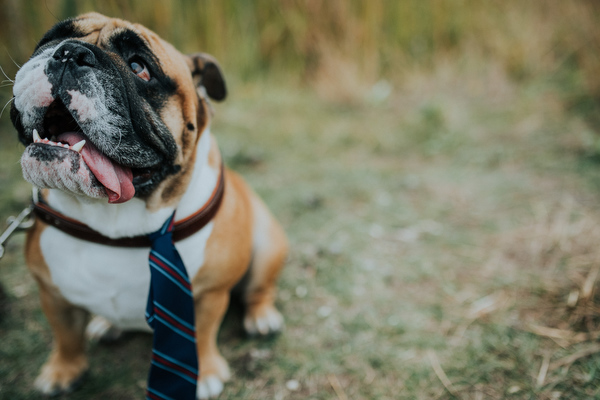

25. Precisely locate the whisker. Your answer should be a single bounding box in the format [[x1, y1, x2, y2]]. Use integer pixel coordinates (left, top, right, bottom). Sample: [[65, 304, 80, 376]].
[[7, 52, 22, 69], [0, 63, 14, 83], [0, 96, 15, 119]]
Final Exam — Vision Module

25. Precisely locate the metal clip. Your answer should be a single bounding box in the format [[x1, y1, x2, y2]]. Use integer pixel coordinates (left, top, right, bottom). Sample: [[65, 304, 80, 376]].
[[0, 205, 34, 260]]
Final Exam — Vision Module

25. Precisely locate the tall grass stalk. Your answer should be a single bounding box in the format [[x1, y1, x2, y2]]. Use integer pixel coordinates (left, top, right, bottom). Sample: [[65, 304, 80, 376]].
[[0, 0, 598, 101]]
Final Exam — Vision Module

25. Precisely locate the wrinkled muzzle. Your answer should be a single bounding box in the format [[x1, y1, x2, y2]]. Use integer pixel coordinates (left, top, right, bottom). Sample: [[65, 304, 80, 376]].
[[21, 130, 135, 203]]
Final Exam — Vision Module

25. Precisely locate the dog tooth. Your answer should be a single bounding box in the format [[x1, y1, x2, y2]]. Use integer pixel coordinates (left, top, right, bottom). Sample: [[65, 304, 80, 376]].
[[33, 129, 41, 142], [71, 140, 86, 153]]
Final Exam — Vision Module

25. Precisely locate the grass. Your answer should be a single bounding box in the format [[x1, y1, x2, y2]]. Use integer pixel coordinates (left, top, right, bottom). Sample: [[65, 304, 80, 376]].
[[2, 58, 600, 399]]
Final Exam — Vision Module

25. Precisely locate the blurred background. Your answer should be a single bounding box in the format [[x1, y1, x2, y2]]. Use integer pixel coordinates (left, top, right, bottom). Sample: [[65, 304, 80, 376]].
[[1, 1, 600, 399], [0, 0, 599, 106]]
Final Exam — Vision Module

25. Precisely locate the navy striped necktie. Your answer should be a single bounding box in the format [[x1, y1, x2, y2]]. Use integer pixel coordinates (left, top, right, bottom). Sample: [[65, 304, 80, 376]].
[[145, 213, 198, 400]]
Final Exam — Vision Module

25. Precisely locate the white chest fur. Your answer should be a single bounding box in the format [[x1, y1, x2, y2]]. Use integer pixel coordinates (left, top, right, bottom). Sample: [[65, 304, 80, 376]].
[[39, 131, 217, 330]]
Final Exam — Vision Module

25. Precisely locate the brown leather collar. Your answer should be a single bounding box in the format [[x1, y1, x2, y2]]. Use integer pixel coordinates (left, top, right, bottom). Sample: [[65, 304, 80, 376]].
[[32, 163, 225, 247]]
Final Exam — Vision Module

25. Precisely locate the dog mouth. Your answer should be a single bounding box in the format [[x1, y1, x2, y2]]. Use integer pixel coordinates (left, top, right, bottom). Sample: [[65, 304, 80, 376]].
[[25, 99, 160, 203]]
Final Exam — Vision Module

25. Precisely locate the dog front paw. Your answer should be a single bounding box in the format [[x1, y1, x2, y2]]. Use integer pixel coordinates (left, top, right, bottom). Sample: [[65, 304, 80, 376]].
[[244, 304, 284, 336], [197, 375, 225, 399], [196, 352, 231, 399], [34, 353, 88, 395]]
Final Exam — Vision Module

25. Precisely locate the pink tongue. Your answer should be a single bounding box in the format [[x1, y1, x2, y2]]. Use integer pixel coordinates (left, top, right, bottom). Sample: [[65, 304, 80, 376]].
[[57, 132, 135, 204]]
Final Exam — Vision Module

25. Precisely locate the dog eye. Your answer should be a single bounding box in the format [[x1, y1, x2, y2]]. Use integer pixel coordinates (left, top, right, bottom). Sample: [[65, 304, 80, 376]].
[[130, 60, 151, 81]]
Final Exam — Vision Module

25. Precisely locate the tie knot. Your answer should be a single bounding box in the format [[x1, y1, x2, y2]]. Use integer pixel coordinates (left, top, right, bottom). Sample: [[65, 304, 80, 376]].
[[149, 212, 176, 242]]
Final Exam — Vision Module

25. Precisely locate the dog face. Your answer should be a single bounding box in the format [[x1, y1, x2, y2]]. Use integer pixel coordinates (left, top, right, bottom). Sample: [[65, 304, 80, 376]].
[[11, 13, 226, 206]]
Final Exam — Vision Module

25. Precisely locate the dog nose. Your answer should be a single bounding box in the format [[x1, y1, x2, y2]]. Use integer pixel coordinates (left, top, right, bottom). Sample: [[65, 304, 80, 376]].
[[52, 42, 96, 67]]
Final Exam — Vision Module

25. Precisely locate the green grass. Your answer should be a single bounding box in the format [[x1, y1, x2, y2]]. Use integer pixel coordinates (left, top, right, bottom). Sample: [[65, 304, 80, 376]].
[[2, 56, 600, 398]]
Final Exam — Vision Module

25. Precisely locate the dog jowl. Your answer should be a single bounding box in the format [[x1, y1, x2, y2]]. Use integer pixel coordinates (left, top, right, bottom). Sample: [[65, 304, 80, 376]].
[[11, 13, 287, 399]]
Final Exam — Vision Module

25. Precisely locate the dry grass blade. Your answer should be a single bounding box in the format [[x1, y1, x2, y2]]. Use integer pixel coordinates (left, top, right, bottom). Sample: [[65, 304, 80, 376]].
[[549, 343, 600, 371], [525, 324, 590, 344], [466, 293, 507, 319], [581, 264, 599, 300], [536, 353, 551, 388], [427, 350, 458, 397], [327, 374, 348, 400]]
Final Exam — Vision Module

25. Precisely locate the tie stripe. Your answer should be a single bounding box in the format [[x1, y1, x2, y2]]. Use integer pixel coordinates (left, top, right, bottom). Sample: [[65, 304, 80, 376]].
[[153, 349, 198, 377], [160, 216, 176, 235], [154, 301, 196, 331], [146, 387, 175, 400], [153, 311, 196, 342], [149, 253, 193, 295], [151, 359, 198, 385], [145, 311, 155, 325], [150, 251, 192, 287], [150, 250, 189, 279]]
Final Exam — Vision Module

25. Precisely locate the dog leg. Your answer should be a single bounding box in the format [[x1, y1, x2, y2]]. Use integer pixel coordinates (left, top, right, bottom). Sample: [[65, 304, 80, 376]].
[[243, 197, 288, 336], [34, 284, 89, 395], [194, 289, 231, 399], [25, 224, 90, 395]]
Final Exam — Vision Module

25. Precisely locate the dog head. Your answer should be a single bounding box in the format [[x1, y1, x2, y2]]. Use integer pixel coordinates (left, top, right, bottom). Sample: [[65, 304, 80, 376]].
[[11, 12, 226, 206]]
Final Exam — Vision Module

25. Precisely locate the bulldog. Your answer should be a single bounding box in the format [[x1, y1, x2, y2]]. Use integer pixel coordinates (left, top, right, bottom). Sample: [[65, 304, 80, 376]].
[[10, 13, 287, 398]]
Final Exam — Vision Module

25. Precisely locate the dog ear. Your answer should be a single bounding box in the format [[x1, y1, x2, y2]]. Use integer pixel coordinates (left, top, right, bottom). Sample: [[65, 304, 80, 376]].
[[187, 53, 227, 101]]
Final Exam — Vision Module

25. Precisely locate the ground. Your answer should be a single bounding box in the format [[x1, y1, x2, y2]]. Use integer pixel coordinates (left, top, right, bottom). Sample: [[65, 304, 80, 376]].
[[1, 62, 600, 399]]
